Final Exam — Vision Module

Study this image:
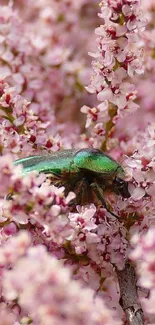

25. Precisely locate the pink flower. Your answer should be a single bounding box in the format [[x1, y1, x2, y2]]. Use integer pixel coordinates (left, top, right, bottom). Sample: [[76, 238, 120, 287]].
[[0, 1, 154, 324], [68, 206, 128, 270], [0, 304, 17, 325], [0, 231, 31, 267], [81, 0, 146, 149], [3, 243, 121, 325], [131, 228, 155, 316]]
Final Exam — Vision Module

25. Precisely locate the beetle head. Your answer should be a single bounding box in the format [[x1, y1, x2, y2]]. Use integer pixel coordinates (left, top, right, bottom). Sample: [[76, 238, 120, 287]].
[[113, 177, 130, 198]]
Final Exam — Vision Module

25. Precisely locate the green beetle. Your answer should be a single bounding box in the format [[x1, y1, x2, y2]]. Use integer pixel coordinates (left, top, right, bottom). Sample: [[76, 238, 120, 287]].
[[14, 148, 130, 218]]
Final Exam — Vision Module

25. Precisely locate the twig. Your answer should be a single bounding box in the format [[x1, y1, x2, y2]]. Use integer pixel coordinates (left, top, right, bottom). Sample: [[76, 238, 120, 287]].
[[116, 262, 144, 325], [101, 103, 117, 152]]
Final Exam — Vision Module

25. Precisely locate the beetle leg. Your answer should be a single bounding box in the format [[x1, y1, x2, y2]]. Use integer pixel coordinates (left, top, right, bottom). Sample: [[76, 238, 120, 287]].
[[68, 178, 89, 208], [90, 182, 119, 219], [76, 178, 89, 205]]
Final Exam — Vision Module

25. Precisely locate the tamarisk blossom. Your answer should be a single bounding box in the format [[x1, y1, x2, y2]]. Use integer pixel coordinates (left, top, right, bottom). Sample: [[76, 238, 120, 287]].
[[0, 154, 75, 244], [0, 154, 127, 311], [0, 154, 125, 314], [130, 228, 155, 318], [0, 79, 60, 156], [0, 4, 82, 151], [8, 181, 75, 244], [0, 1, 153, 324], [0, 2, 100, 145], [0, 305, 17, 325], [136, 0, 155, 118], [110, 122, 155, 241], [1, 234, 121, 325], [68, 205, 128, 271], [0, 231, 31, 267], [0, 154, 127, 270], [124, 123, 155, 203], [0, 4, 65, 122], [0, 78, 73, 156], [81, 0, 146, 149]]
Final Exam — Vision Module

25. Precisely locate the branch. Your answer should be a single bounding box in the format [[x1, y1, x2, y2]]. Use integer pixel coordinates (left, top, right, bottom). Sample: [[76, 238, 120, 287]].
[[100, 103, 117, 152], [116, 262, 144, 325]]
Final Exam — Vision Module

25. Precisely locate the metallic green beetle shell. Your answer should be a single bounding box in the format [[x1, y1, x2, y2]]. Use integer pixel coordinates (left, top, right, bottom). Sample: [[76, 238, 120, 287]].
[[14, 149, 78, 176], [74, 149, 124, 177], [14, 148, 124, 179]]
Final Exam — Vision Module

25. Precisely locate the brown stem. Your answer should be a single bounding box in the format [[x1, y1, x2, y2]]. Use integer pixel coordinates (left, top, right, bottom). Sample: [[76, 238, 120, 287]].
[[100, 103, 117, 152], [116, 262, 144, 325]]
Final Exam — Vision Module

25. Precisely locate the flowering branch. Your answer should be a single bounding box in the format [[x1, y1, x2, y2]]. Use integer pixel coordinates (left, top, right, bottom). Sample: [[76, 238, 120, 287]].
[[81, 0, 146, 149], [1, 231, 122, 325], [0, 1, 155, 324], [131, 228, 155, 319]]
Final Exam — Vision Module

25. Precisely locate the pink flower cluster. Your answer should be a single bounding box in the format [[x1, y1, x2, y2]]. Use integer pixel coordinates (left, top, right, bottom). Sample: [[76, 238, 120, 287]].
[[0, 79, 57, 156], [0, 304, 17, 325], [81, 0, 146, 148], [68, 205, 128, 270], [0, 1, 101, 151], [0, 0, 155, 324], [0, 231, 31, 267], [131, 228, 155, 318], [1, 231, 121, 325], [0, 155, 76, 247], [120, 123, 155, 227], [137, 0, 155, 113]]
